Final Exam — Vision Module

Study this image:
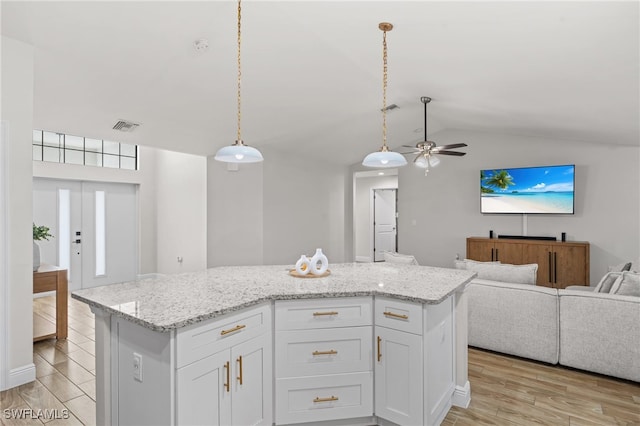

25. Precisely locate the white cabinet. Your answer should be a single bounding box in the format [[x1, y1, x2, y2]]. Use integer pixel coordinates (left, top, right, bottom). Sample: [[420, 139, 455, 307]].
[[176, 349, 230, 426], [176, 304, 272, 426], [374, 298, 424, 426], [275, 297, 373, 425]]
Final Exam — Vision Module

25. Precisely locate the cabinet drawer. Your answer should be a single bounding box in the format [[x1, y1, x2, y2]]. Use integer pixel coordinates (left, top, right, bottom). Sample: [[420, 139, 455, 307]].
[[275, 297, 372, 330], [374, 297, 422, 335], [275, 372, 373, 425], [276, 327, 372, 378], [176, 303, 271, 368]]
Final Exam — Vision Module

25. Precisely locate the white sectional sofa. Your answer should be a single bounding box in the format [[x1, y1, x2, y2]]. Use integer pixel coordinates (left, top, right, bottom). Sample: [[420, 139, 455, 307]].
[[459, 260, 640, 382]]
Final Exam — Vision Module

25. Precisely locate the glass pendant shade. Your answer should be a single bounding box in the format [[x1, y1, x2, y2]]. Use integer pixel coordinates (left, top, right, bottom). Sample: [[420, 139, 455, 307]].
[[363, 150, 407, 168], [214, 142, 263, 163], [415, 154, 440, 169]]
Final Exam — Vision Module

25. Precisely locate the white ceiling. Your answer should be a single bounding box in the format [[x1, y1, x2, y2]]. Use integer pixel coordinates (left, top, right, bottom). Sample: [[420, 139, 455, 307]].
[[2, 1, 638, 165]]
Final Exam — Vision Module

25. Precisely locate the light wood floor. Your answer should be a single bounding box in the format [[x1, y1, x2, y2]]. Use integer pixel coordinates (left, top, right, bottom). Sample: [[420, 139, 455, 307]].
[[1, 295, 639, 425]]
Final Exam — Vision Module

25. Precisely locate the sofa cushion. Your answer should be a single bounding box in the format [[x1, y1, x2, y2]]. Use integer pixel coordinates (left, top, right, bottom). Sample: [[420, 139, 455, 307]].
[[458, 261, 537, 285], [610, 271, 640, 297], [593, 272, 622, 293], [382, 251, 419, 265], [467, 279, 559, 364]]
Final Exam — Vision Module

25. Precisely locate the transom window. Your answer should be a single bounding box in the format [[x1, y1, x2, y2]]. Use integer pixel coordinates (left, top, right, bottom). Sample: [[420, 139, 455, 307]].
[[32, 130, 138, 170]]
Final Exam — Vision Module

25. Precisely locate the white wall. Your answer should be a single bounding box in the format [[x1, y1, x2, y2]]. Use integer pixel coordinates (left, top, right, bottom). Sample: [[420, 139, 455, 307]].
[[262, 148, 347, 265], [397, 129, 640, 284], [207, 147, 349, 267], [155, 150, 207, 274], [354, 174, 398, 261], [1, 36, 35, 388], [207, 158, 264, 267]]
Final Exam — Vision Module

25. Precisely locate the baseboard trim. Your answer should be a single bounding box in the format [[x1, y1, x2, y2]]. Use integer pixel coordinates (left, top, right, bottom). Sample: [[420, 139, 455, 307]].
[[451, 381, 471, 408], [8, 363, 35, 389], [355, 256, 372, 263]]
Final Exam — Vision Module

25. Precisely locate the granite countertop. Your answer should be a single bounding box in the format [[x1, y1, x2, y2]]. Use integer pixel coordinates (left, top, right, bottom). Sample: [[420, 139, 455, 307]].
[[71, 263, 476, 332]]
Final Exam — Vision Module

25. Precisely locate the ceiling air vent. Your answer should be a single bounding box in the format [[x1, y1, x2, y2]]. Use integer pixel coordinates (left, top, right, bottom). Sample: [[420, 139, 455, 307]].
[[112, 120, 140, 132]]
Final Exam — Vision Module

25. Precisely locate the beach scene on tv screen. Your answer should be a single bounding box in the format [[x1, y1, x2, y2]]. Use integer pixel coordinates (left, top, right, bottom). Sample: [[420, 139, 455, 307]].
[[481, 165, 574, 214]]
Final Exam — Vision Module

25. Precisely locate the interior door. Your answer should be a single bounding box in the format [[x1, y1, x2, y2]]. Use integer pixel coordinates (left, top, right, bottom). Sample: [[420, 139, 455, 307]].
[[373, 189, 397, 261]]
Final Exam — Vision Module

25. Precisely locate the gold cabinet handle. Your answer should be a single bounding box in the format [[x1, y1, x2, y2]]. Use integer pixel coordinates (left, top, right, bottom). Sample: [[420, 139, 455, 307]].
[[377, 336, 382, 362], [312, 350, 338, 356], [220, 324, 246, 336], [236, 355, 243, 385], [313, 311, 338, 316], [224, 361, 230, 392], [383, 311, 408, 320], [314, 396, 338, 403]]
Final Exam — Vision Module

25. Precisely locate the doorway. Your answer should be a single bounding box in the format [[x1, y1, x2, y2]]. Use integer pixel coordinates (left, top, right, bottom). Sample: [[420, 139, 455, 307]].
[[33, 178, 138, 290], [373, 188, 398, 261], [353, 170, 399, 262]]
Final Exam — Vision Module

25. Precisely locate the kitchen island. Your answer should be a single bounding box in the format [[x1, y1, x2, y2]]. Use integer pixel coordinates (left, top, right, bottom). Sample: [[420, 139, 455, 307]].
[[72, 263, 475, 426]]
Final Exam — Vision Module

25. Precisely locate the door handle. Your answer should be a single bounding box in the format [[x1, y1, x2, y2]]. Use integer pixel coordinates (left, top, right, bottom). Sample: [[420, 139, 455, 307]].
[[377, 336, 382, 362]]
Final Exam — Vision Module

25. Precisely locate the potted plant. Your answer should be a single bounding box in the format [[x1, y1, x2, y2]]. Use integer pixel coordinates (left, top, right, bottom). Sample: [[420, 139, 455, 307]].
[[33, 223, 53, 271]]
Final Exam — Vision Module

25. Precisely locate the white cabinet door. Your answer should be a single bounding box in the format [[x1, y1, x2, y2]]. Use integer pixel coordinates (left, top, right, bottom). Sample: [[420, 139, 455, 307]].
[[374, 326, 423, 426], [231, 333, 272, 426], [176, 349, 231, 426]]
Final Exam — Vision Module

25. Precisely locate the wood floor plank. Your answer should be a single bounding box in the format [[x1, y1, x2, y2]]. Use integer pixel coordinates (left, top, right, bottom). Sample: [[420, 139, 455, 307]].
[[52, 359, 94, 386], [32, 354, 56, 380], [15, 381, 68, 421], [37, 373, 84, 403], [63, 395, 95, 426], [0, 388, 28, 410]]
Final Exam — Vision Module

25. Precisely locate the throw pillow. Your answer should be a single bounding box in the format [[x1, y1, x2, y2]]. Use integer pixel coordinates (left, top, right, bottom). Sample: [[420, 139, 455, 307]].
[[608, 261, 639, 273], [464, 262, 538, 285], [383, 251, 419, 265], [610, 271, 640, 297], [453, 259, 500, 270], [593, 272, 622, 293]]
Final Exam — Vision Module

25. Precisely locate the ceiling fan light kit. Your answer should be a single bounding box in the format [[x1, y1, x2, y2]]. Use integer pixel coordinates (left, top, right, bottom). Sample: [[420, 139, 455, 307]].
[[401, 96, 467, 175], [362, 22, 407, 169], [214, 0, 264, 164]]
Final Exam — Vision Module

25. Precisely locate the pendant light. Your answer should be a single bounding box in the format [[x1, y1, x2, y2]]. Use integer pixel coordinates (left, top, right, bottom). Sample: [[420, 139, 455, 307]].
[[362, 22, 407, 168], [214, 0, 263, 163]]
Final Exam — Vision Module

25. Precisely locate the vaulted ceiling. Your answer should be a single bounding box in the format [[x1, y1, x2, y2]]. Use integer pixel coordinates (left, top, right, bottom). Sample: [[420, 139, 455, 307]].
[[2, 1, 638, 165]]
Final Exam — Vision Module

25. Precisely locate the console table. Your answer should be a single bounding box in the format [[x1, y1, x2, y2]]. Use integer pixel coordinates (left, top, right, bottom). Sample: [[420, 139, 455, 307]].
[[33, 264, 68, 341], [466, 237, 590, 288]]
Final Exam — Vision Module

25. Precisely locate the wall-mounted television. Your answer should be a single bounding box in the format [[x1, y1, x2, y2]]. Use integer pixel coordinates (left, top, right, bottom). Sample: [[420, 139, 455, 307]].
[[481, 164, 575, 214]]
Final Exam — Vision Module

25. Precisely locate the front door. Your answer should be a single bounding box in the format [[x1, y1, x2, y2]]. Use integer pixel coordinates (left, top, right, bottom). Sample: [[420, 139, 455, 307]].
[[33, 178, 138, 290], [373, 188, 397, 262]]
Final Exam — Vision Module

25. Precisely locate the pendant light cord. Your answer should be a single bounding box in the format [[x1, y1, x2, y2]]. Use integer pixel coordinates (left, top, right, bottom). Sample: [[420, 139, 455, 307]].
[[237, 0, 242, 143], [381, 28, 388, 150]]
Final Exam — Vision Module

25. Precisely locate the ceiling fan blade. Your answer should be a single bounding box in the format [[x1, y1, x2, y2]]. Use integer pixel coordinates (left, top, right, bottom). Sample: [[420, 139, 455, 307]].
[[434, 143, 468, 150], [399, 151, 419, 155], [401, 144, 419, 148], [435, 150, 466, 156]]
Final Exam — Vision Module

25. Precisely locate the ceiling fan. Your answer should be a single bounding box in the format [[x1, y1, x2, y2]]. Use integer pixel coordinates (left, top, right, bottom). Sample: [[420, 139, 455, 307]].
[[401, 97, 467, 174]]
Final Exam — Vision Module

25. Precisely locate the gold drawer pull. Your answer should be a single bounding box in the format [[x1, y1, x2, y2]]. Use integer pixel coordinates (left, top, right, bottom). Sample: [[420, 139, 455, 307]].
[[312, 350, 338, 356], [383, 311, 408, 320], [220, 324, 246, 336], [313, 311, 338, 316], [377, 336, 382, 362], [314, 396, 339, 403]]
